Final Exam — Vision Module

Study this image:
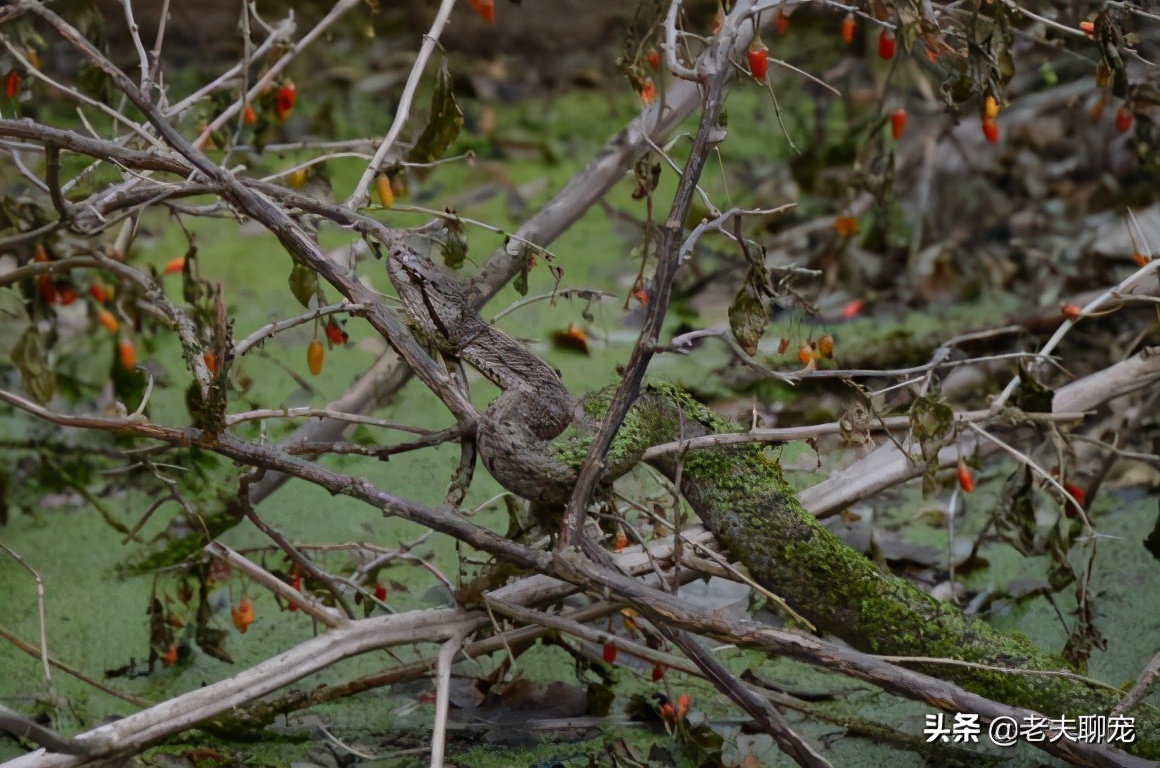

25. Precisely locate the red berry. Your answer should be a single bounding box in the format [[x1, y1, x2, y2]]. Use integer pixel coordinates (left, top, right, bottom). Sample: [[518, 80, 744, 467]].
[[957, 459, 974, 494], [890, 108, 907, 140], [646, 48, 660, 71], [1115, 107, 1133, 133], [38, 276, 58, 305], [274, 81, 296, 122], [747, 43, 769, 81], [88, 283, 108, 303], [324, 319, 348, 347], [374, 583, 387, 601], [878, 30, 895, 60], [982, 118, 999, 144], [468, 0, 495, 23], [651, 664, 665, 682], [1062, 483, 1086, 518], [1061, 303, 1082, 321], [775, 7, 789, 36], [4, 70, 19, 99], [603, 643, 617, 663]]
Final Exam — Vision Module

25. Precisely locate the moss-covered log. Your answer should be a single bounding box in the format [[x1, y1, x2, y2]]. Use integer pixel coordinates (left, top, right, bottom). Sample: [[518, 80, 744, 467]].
[[622, 382, 1159, 758]]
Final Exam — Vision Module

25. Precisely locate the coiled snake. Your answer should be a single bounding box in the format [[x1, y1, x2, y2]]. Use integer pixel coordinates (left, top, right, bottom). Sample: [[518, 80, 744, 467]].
[[386, 242, 647, 506]]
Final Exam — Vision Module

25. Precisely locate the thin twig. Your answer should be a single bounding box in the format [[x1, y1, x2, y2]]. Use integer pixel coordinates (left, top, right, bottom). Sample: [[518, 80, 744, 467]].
[[0, 540, 51, 683], [430, 625, 472, 768], [347, 0, 458, 207]]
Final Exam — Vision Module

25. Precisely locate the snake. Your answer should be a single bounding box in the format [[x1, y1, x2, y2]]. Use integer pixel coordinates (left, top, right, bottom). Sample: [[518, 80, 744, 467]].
[[386, 241, 648, 506]]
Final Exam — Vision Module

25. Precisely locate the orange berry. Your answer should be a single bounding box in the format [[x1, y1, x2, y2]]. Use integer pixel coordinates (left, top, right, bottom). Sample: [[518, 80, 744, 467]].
[[58, 287, 77, 306], [816, 333, 834, 359], [1079, 20, 1095, 36], [614, 533, 628, 552], [840, 15, 856, 44], [797, 342, 814, 366], [163, 256, 185, 275], [983, 95, 1000, 120], [676, 693, 690, 719], [231, 596, 254, 633], [957, 459, 973, 493], [647, 48, 660, 71], [1061, 303, 1082, 321], [890, 108, 907, 140], [161, 643, 178, 666], [203, 351, 218, 374], [833, 215, 858, 238], [747, 42, 769, 81], [878, 30, 895, 60], [639, 77, 656, 105], [117, 338, 136, 369], [242, 104, 256, 126], [775, 7, 789, 35], [307, 339, 324, 375], [96, 309, 119, 333], [376, 173, 394, 208], [467, 0, 495, 23], [1090, 96, 1106, 123], [1132, 251, 1150, 268]]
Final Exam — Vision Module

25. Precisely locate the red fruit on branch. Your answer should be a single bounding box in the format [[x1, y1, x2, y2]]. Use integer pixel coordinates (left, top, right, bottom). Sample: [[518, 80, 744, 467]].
[[117, 339, 137, 370], [890, 108, 907, 140], [1115, 107, 1133, 133], [468, 0, 495, 23], [231, 596, 254, 633], [878, 30, 895, 60], [747, 39, 769, 81], [639, 78, 656, 105], [274, 81, 296, 122], [324, 318, 348, 347], [840, 15, 856, 44], [775, 7, 789, 36], [647, 48, 660, 71], [982, 118, 999, 144], [603, 643, 617, 663], [957, 459, 973, 493]]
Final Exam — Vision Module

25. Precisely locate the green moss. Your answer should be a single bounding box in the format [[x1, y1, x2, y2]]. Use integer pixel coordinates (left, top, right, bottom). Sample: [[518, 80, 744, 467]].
[[632, 381, 1160, 758]]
